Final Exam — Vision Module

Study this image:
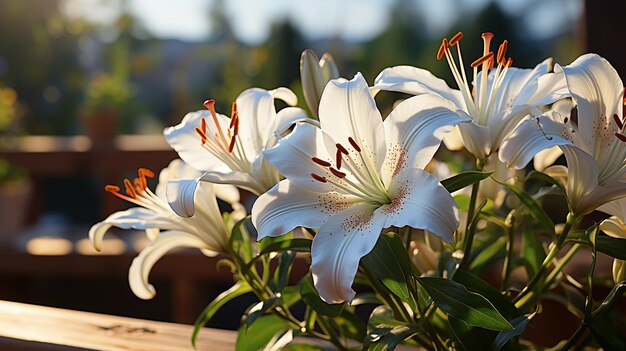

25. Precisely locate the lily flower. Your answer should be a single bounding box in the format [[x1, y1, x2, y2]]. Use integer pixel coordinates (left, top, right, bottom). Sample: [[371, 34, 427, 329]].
[[373, 32, 568, 160], [598, 198, 626, 283], [164, 87, 310, 207], [89, 159, 242, 299], [499, 54, 626, 215], [300, 49, 340, 119], [252, 73, 466, 303]]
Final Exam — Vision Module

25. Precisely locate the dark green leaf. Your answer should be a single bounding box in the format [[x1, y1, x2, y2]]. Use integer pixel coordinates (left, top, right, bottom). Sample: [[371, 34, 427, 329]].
[[299, 274, 345, 317], [351, 292, 380, 305], [596, 235, 626, 260], [521, 220, 547, 279], [279, 286, 302, 308], [244, 296, 279, 327], [469, 237, 506, 273], [258, 238, 312, 256], [526, 170, 565, 194], [416, 277, 513, 331], [592, 280, 626, 318], [236, 315, 290, 351], [590, 310, 626, 351], [335, 310, 368, 341], [230, 215, 253, 263], [366, 324, 423, 351], [493, 313, 534, 350], [283, 344, 325, 351], [192, 281, 252, 348], [495, 181, 555, 235], [361, 232, 414, 300], [273, 251, 297, 292], [441, 171, 493, 193], [453, 270, 519, 319], [448, 317, 493, 351]]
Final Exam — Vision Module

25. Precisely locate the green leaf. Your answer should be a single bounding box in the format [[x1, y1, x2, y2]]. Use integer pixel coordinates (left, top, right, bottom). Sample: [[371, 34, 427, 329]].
[[453, 270, 519, 319], [469, 236, 506, 273], [258, 238, 312, 256], [192, 281, 253, 348], [299, 273, 345, 317], [448, 316, 493, 351], [493, 313, 535, 350], [521, 220, 547, 279], [273, 251, 297, 292], [283, 344, 324, 351], [441, 171, 493, 193], [236, 315, 290, 351], [335, 310, 368, 341], [230, 215, 254, 263], [366, 324, 423, 351], [525, 170, 565, 194], [244, 296, 279, 327], [590, 310, 626, 351], [416, 277, 513, 331], [596, 235, 626, 260], [495, 181, 555, 235], [592, 280, 626, 318], [361, 232, 414, 300]]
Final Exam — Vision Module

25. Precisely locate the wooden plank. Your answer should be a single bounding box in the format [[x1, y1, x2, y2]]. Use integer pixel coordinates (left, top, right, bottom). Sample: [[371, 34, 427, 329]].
[[0, 300, 236, 351]]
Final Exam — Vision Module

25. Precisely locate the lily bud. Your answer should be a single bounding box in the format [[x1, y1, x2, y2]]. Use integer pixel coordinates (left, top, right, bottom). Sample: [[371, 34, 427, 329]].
[[613, 259, 626, 284], [410, 238, 440, 275], [300, 49, 339, 119]]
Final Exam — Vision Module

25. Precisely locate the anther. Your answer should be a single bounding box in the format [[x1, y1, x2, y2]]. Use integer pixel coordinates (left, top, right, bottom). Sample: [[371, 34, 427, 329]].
[[229, 102, 238, 129], [201, 118, 207, 135], [615, 133, 626, 143], [124, 179, 137, 198], [195, 127, 207, 144], [228, 136, 236, 153], [105, 185, 121, 193], [449, 32, 463, 46], [348, 137, 361, 152], [133, 178, 143, 194], [311, 173, 327, 183], [505, 57, 513, 68], [497, 40, 508, 64], [614, 114, 624, 130], [312, 157, 332, 167], [437, 39, 448, 60], [336, 143, 349, 155], [336, 150, 343, 170], [471, 52, 494, 68], [329, 167, 346, 179]]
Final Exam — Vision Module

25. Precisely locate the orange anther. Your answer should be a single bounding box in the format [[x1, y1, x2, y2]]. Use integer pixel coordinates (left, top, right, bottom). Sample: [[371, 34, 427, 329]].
[[449, 32, 463, 46], [497, 40, 508, 64], [195, 127, 207, 144], [124, 179, 137, 198], [105, 185, 121, 193], [437, 38, 448, 60], [470, 52, 494, 68]]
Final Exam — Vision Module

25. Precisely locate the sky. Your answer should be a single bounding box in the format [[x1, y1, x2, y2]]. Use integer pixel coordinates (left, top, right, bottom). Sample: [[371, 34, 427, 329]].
[[64, 0, 583, 45]]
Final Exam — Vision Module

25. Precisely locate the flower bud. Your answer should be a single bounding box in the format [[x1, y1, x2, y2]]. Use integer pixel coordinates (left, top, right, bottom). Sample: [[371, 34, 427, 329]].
[[410, 239, 439, 275], [300, 49, 339, 119], [613, 259, 626, 284]]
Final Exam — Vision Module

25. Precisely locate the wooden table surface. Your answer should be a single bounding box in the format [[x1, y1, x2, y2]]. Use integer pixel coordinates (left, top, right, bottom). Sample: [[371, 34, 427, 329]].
[[0, 300, 236, 351]]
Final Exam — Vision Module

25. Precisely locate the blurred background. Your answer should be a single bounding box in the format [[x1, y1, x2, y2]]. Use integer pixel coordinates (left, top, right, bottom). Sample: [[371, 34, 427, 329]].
[[0, 0, 621, 344]]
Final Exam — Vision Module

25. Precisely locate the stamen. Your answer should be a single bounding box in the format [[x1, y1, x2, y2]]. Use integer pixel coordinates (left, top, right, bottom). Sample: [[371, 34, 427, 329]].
[[336, 149, 343, 170], [228, 136, 236, 153], [105, 185, 121, 193], [336, 143, 349, 155], [449, 32, 463, 46], [195, 127, 208, 144], [506, 57, 513, 68], [203, 99, 228, 145], [133, 178, 143, 194], [201, 118, 207, 135], [229, 102, 238, 129], [614, 113, 624, 130], [312, 157, 332, 167], [437, 38, 448, 60], [124, 179, 137, 198], [311, 173, 327, 183], [348, 137, 361, 152], [615, 133, 626, 143], [470, 52, 494, 68], [497, 40, 508, 64], [329, 167, 347, 179]]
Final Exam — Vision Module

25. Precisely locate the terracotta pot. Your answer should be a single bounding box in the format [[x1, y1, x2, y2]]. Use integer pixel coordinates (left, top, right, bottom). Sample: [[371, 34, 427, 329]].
[[80, 108, 119, 141]]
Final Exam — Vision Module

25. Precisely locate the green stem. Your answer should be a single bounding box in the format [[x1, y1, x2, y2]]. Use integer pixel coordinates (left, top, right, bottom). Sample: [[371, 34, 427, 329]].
[[544, 243, 582, 287], [316, 317, 350, 351], [459, 159, 484, 270], [501, 213, 516, 291], [514, 213, 579, 307]]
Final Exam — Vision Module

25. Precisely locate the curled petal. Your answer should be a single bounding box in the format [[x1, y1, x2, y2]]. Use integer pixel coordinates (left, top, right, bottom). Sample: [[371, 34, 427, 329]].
[[311, 203, 384, 303], [166, 178, 199, 218], [373, 65, 466, 110], [533, 146, 563, 171], [457, 119, 492, 160], [129, 231, 210, 299], [156, 159, 204, 199], [599, 216, 626, 239], [200, 170, 267, 196]]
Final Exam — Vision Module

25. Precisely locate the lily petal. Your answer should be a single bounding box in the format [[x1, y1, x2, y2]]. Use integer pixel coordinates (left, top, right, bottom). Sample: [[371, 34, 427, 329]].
[[252, 180, 356, 239], [382, 168, 459, 242], [561, 145, 601, 214], [166, 178, 199, 218], [556, 54, 624, 152], [499, 112, 572, 169], [382, 94, 468, 181], [599, 216, 626, 239], [457, 118, 492, 160], [319, 73, 387, 172], [200, 170, 266, 195], [311, 202, 385, 303], [128, 231, 210, 299], [263, 122, 334, 192], [164, 110, 232, 173], [372, 65, 466, 110], [533, 146, 563, 171]]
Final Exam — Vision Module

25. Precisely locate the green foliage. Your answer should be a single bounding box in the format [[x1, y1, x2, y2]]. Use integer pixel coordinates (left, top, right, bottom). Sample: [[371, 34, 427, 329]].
[[235, 315, 290, 351], [441, 171, 493, 193], [299, 274, 344, 317]]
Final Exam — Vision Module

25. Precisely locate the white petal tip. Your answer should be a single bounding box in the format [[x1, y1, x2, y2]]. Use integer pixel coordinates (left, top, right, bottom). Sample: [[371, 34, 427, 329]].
[[166, 179, 198, 218]]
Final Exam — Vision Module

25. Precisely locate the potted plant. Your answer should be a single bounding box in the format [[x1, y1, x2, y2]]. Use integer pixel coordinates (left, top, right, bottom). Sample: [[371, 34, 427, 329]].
[[79, 72, 131, 140]]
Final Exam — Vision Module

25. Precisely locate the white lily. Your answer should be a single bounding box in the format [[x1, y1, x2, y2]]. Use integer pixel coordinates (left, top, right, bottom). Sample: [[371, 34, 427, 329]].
[[598, 199, 626, 283], [89, 159, 242, 299], [252, 73, 465, 303], [164, 87, 310, 205], [373, 32, 568, 160], [499, 54, 626, 215]]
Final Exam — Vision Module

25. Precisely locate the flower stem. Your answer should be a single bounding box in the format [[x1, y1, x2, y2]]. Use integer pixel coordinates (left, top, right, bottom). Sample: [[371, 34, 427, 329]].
[[459, 158, 484, 269], [500, 212, 516, 291], [514, 212, 579, 308]]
